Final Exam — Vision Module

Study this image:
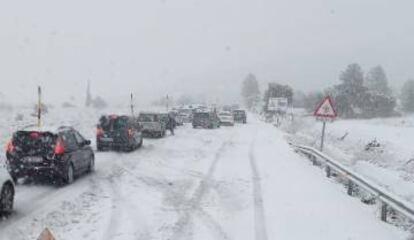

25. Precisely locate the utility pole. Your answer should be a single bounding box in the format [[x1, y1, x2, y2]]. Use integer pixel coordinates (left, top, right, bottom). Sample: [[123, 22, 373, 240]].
[[37, 86, 42, 128], [166, 94, 169, 112], [130, 93, 134, 116], [86, 79, 92, 107]]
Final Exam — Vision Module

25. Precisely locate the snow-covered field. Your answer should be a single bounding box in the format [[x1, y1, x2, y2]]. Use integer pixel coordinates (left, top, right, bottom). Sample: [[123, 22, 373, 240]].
[[283, 113, 414, 226], [0, 107, 409, 239]]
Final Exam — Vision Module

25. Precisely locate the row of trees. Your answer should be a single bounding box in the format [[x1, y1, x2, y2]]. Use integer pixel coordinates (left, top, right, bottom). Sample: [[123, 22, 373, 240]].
[[328, 64, 396, 118], [241, 64, 414, 118]]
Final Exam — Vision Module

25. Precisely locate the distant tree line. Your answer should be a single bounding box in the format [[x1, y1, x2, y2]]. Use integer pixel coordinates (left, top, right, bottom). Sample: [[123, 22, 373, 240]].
[[240, 64, 414, 118], [292, 64, 404, 118]]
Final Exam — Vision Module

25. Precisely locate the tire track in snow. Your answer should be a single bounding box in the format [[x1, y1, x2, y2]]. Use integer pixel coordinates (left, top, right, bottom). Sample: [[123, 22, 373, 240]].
[[249, 142, 269, 240], [168, 137, 233, 240]]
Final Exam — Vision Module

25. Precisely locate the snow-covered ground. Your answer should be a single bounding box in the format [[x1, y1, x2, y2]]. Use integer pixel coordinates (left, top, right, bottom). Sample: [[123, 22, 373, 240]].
[[283, 113, 414, 226], [0, 107, 409, 239]]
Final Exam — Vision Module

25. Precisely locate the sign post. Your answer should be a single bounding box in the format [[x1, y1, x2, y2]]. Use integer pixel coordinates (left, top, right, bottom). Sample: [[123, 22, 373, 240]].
[[314, 96, 337, 151]]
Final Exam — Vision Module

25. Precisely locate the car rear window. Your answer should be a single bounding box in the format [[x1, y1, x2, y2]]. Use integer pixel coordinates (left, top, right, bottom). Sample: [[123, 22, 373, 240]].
[[100, 116, 129, 131], [138, 114, 157, 122], [234, 111, 245, 115], [194, 112, 209, 118], [12, 131, 56, 152]]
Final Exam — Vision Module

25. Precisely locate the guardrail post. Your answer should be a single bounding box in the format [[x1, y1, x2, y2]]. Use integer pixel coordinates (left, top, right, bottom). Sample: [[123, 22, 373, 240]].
[[380, 202, 387, 222], [326, 166, 331, 178], [311, 155, 317, 165], [347, 180, 353, 196]]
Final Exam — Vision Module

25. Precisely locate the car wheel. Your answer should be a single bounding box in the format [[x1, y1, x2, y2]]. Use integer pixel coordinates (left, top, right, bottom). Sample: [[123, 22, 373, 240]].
[[97, 144, 104, 151], [87, 156, 95, 173], [10, 175, 18, 184], [137, 138, 143, 148], [65, 163, 75, 185], [0, 182, 14, 214]]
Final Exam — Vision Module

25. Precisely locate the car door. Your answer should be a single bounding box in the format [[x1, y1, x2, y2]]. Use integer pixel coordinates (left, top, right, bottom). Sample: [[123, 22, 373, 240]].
[[73, 130, 91, 170], [61, 131, 82, 171]]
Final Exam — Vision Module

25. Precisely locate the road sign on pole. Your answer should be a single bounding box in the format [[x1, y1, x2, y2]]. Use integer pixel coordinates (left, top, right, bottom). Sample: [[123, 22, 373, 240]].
[[314, 96, 337, 119], [314, 96, 337, 151]]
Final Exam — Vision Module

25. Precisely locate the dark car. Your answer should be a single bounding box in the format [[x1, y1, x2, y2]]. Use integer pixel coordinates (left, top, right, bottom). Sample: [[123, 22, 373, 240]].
[[232, 110, 247, 123], [96, 115, 143, 151], [6, 126, 95, 185], [192, 111, 220, 129]]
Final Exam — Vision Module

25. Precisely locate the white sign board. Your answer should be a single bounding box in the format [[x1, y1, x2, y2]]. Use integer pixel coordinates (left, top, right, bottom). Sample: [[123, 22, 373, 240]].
[[268, 97, 288, 112]]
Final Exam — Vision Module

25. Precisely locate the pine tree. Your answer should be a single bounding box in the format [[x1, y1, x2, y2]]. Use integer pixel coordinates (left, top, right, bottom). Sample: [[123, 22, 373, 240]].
[[339, 63, 364, 87], [333, 63, 366, 118], [401, 80, 414, 112], [241, 73, 260, 110], [366, 65, 390, 95]]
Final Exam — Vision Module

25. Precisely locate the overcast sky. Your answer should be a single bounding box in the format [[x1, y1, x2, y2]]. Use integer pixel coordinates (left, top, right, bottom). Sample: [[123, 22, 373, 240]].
[[1, 0, 414, 106]]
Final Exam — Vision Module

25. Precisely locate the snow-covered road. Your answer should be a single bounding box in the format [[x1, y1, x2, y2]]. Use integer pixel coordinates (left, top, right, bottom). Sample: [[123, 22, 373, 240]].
[[0, 117, 408, 239]]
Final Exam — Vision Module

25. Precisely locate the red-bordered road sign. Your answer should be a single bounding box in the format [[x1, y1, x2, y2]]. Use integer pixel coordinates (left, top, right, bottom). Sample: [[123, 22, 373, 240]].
[[314, 96, 337, 119]]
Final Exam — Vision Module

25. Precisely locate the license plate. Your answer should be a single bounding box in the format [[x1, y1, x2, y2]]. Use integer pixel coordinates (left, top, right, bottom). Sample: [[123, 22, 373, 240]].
[[24, 157, 43, 163], [100, 137, 113, 142]]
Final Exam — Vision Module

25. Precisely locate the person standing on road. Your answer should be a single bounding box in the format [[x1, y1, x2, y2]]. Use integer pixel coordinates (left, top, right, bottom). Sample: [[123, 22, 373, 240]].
[[167, 113, 176, 135]]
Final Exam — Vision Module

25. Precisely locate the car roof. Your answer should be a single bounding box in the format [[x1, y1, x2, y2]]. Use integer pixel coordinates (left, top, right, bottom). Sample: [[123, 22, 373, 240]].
[[139, 111, 168, 115], [101, 114, 131, 118], [18, 125, 75, 134]]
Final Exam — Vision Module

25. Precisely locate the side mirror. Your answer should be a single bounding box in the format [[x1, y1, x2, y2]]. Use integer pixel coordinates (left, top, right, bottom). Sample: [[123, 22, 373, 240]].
[[84, 140, 91, 146]]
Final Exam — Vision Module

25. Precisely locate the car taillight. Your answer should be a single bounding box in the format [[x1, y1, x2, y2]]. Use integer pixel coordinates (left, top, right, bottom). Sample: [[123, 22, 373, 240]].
[[96, 127, 104, 137], [30, 132, 40, 138], [5, 140, 14, 153], [54, 138, 65, 155], [127, 128, 134, 137]]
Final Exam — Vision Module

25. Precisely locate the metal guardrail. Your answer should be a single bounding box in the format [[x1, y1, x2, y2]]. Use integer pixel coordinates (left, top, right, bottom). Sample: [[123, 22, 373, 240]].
[[292, 144, 414, 223]]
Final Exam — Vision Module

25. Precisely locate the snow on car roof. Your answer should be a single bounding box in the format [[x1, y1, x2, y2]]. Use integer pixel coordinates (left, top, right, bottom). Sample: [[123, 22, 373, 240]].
[[19, 124, 73, 133]]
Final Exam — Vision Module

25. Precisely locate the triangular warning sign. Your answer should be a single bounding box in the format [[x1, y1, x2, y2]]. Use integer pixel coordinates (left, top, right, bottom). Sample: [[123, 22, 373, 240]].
[[37, 228, 56, 240], [314, 96, 337, 118]]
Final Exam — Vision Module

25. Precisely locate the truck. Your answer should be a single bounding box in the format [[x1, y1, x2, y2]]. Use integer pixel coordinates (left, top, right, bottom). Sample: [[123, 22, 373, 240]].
[[137, 112, 167, 138]]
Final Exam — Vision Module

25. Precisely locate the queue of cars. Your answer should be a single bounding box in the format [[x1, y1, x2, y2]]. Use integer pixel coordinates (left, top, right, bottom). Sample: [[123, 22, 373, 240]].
[[0, 107, 246, 215]]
